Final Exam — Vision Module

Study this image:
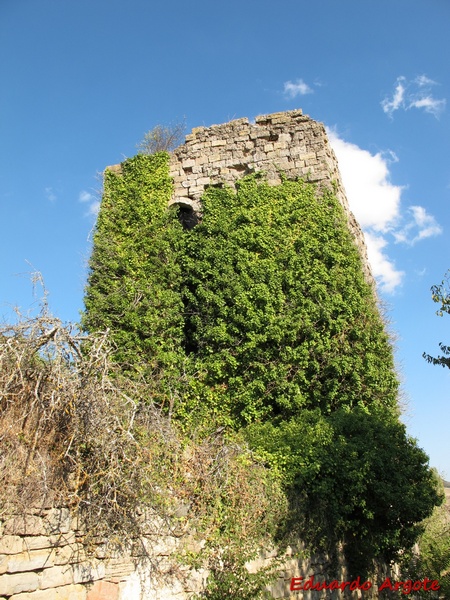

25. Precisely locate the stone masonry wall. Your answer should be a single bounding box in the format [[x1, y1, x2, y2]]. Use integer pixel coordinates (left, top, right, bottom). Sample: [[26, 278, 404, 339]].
[[0, 508, 384, 600], [0, 508, 206, 600]]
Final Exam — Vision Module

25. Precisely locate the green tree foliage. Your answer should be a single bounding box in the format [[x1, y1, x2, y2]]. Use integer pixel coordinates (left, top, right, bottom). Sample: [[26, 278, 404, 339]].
[[423, 270, 450, 369], [246, 408, 443, 576]]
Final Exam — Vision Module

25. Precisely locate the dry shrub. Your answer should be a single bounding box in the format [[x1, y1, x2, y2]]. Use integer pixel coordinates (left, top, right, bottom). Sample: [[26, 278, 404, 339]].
[[0, 302, 285, 562], [0, 306, 176, 542]]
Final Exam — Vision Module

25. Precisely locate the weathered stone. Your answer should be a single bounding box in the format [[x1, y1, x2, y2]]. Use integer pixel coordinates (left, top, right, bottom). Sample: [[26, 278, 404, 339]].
[[86, 580, 118, 600], [11, 589, 58, 600], [2, 548, 54, 573], [39, 566, 74, 590], [0, 535, 23, 555], [72, 561, 105, 585], [0, 571, 39, 596]]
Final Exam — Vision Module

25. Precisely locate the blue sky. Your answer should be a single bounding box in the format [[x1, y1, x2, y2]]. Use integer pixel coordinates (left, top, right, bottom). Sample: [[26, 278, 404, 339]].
[[1, 0, 449, 476]]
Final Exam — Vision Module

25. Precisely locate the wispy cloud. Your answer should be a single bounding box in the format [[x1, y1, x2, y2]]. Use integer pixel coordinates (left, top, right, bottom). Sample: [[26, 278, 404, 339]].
[[79, 190, 100, 217], [328, 129, 442, 293], [45, 186, 57, 203], [283, 78, 313, 99], [393, 205, 443, 245], [382, 75, 446, 118]]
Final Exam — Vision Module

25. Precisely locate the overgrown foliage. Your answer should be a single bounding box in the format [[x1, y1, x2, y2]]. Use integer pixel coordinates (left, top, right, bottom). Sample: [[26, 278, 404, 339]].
[[423, 270, 450, 369], [179, 176, 399, 428], [82, 152, 185, 406], [80, 154, 442, 584]]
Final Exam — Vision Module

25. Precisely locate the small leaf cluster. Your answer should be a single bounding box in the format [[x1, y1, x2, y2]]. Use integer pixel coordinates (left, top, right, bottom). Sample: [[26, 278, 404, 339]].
[[423, 270, 450, 369]]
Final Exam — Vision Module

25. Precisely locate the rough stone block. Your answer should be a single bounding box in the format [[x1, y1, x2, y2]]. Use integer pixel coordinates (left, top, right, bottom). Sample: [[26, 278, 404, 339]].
[[191, 127, 205, 136], [0, 535, 23, 555], [181, 159, 195, 168], [0, 555, 7, 575], [2, 548, 54, 573], [39, 566, 74, 590], [104, 557, 134, 579], [11, 589, 58, 600], [211, 139, 226, 147], [0, 571, 39, 596], [86, 580, 118, 600], [72, 561, 105, 585], [3, 516, 45, 536]]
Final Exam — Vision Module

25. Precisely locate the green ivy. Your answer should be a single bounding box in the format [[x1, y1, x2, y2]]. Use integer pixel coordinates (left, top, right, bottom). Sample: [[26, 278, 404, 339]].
[[180, 176, 399, 426], [82, 153, 185, 404], [83, 157, 441, 583]]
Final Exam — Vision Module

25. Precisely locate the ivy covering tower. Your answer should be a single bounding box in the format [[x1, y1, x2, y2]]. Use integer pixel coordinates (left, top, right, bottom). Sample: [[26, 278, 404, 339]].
[[83, 114, 442, 577]]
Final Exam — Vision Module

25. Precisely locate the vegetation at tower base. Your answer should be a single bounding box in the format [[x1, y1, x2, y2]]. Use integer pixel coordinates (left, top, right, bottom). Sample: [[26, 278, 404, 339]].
[[82, 152, 442, 583]]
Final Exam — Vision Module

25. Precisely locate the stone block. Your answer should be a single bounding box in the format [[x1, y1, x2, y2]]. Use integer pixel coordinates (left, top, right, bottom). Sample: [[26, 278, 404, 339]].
[[11, 589, 57, 600], [53, 543, 85, 566], [211, 139, 226, 147], [181, 159, 195, 168], [3, 516, 45, 536], [0, 555, 7, 575], [0, 535, 23, 554], [2, 548, 54, 573], [39, 566, 74, 590], [104, 557, 134, 579], [278, 133, 292, 143], [86, 580, 118, 600], [53, 584, 88, 600], [72, 561, 105, 585], [0, 571, 39, 596]]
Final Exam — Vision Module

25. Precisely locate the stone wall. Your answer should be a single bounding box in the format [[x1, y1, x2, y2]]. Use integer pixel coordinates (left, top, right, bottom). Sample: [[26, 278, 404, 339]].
[[0, 508, 205, 600], [0, 508, 385, 599]]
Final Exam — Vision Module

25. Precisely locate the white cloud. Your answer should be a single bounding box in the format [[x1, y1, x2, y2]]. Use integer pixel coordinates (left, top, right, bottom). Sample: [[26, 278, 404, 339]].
[[79, 190, 99, 217], [409, 96, 446, 116], [283, 79, 313, 99], [87, 201, 100, 217], [382, 75, 446, 118], [381, 77, 406, 117], [327, 130, 403, 232], [364, 232, 404, 294], [393, 205, 443, 245], [328, 129, 442, 294], [79, 190, 94, 203], [45, 186, 57, 203]]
